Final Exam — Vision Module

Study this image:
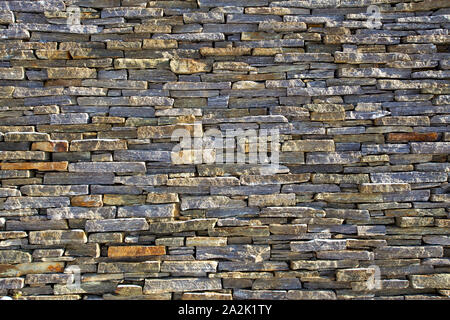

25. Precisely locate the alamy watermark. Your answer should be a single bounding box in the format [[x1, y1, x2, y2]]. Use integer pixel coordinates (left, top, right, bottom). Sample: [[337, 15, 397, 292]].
[[171, 122, 280, 175]]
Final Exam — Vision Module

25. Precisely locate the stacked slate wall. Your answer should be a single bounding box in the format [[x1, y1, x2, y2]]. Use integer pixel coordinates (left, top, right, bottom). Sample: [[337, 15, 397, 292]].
[[0, 0, 449, 300]]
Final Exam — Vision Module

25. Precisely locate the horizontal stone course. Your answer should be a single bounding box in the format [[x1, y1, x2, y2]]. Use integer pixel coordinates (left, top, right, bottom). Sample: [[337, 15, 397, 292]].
[[0, 0, 448, 301]]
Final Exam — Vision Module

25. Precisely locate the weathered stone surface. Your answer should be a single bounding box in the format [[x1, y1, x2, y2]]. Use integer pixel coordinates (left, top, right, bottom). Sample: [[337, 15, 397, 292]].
[[270, 224, 307, 235], [370, 172, 447, 184], [47, 207, 116, 220], [0, 162, 68, 171], [29, 230, 87, 245], [0, 151, 47, 161], [186, 237, 227, 247], [240, 174, 310, 185], [291, 260, 359, 271], [0, 261, 65, 277], [70, 139, 127, 152], [114, 174, 168, 186], [312, 174, 369, 184], [316, 250, 373, 260], [359, 183, 411, 193], [6, 219, 68, 231], [103, 194, 146, 206], [44, 173, 115, 185], [410, 274, 450, 289], [70, 195, 103, 207], [181, 292, 232, 300], [0, 188, 21, 197], [3, 197, 70, 209], [68, 162, 146, 173], [167, 177, 238, 187], [315, 193, 382, 203], [248, 194, 296, 207], [196, 245, 270, 263], [282, 140, 335, 152], [336, 268, 375, 282], [137, 124, 200, 139], [306, 152, 361, 164], [31, 141, 69, 152], [25, 273, 73, 285], [85, 219, 149, 232], [0, 277, 25, 289], [88, 232, 123, 244], [288, 86, 362, 96], [181, 196, 245, 210], [47, 68, 96, 79], [98, 261, 160, 273], [260, 207, 325, 218], [54, 282, 118, 295], [387, 133, 439, 142], [108, 246, 165, 258], [4, 132, 49, 142], [114, 58, 169, 69], [147, 219, 217, 234], [142, 39, 178, 49], [0, 67, 24, 80], [396, 217, 434, 228], [287, 290, 336, 300], [0, 250, 32, 264], [200, 47, 251, 56], [161, 261, 218, 274], [209, 226, 269, 237], [291, 240, 347, 252], [170, 59, 211, 74], [411, 142, 450, 154], [374, 246, 443, 259], [114, 150, 170, 162], [117, 204, 178, 218]]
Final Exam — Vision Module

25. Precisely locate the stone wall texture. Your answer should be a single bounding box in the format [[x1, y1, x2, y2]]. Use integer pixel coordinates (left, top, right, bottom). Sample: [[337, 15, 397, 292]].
[[0, 0, 449, 300]]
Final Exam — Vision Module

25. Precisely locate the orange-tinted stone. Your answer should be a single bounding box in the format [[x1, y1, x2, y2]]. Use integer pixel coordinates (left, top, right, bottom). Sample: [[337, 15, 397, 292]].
[[45, 79, 82, 87], [0, 162, 68, 171], [108, 246, 166, 258], [71, 195, 103, 207], [31, 141, 69, 152], [182, 292, 233, 300], [387, 132, 439, 142]]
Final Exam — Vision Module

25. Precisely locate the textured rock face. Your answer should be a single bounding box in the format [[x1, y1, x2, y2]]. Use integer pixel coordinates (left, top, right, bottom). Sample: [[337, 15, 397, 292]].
[[0, 0, 449, 301]]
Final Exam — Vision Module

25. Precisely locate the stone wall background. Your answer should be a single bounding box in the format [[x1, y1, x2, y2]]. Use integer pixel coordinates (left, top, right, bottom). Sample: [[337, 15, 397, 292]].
[[0, 0, 449, 300]]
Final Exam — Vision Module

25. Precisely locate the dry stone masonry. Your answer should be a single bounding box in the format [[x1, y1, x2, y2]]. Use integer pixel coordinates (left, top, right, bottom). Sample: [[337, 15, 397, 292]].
[[0, 0, 449, 300]]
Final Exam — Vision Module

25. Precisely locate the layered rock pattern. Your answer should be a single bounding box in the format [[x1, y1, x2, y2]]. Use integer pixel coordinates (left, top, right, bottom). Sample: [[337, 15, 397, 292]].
[[0, 0, 449, 300]]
